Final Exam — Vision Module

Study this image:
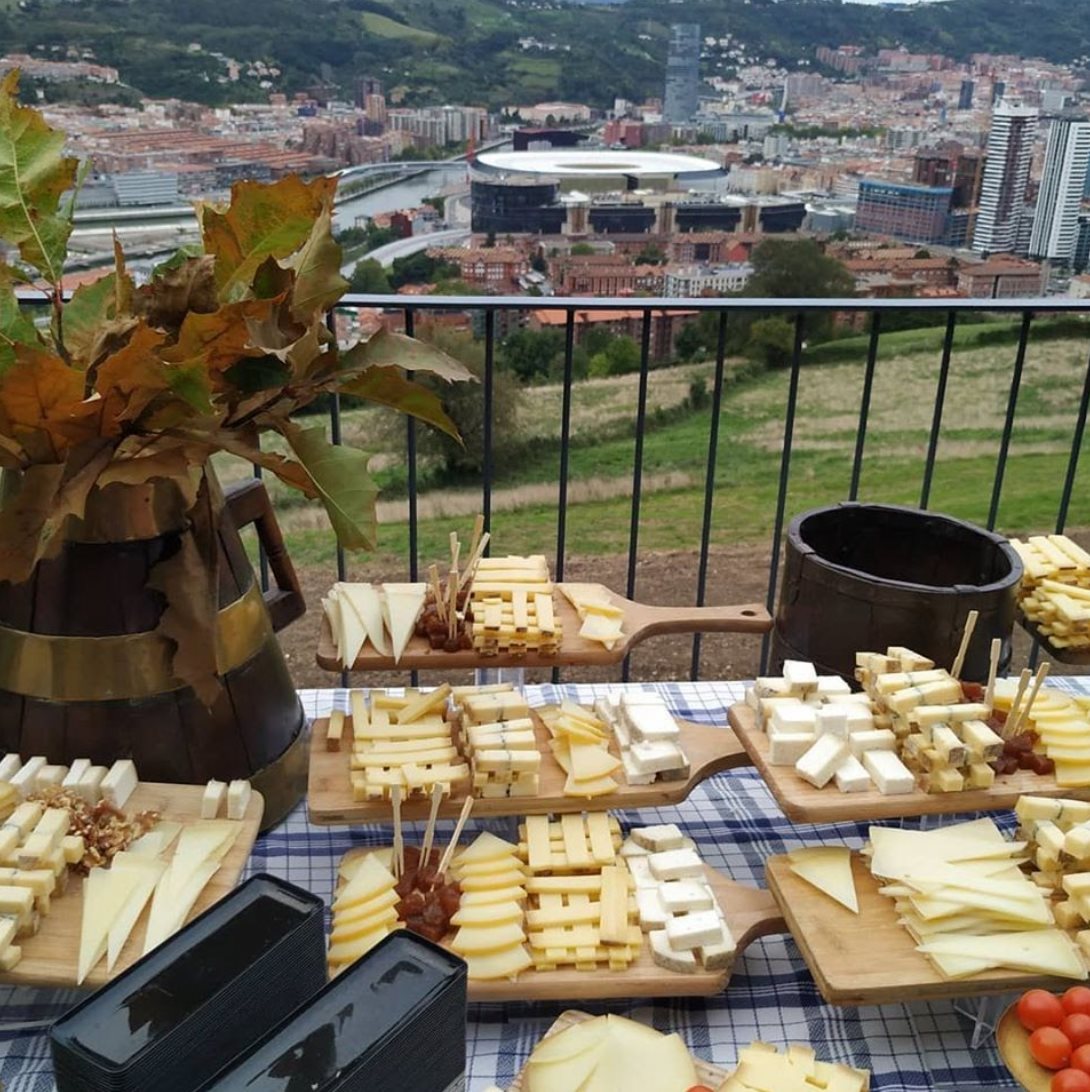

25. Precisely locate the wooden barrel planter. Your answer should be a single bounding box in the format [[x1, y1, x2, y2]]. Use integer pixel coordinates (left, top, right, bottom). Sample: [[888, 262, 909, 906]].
[[0, 469, 307, 829], [770, 502, 1023, 682]]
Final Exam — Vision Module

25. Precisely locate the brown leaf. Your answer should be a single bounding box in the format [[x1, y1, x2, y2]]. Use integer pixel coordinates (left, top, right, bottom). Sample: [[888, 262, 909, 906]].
[[282, 206, 347, 322], [161, 299, 273, 384], [0, 345, 98, 457], [135, 254, 218, 333], [92, 322, 170, 431], [97, 444, 198, 487], [147, 473, 222, 706]]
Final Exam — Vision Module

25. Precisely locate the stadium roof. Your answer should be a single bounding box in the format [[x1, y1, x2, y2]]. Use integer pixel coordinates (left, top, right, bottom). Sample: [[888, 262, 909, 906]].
[[475, 149, 724, 178]]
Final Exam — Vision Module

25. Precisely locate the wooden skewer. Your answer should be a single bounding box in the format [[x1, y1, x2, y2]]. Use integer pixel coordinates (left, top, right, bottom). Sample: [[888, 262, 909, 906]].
[[1011, 663, 1050, 736], [1003, 668, 1032, 739], [428, 564, 446, 625], [467, 514, 484, 570], [419, 782, 445, 868], [436, 795, 474, 879], [447, 572, 459, 642], [984, 638, 1001, 710], [458, 530, 491, 593], [950, 609, 979, 679], [391, 783, 404, 879]]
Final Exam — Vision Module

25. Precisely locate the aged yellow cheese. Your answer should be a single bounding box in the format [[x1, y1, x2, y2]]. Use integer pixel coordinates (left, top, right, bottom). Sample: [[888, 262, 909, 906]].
[[449, 920, 527, 955], [787, 847, 858, 914], [450, 901, 524, 928], [333, 854, 397, 911], [460, 867, 529, 891], [330, 906, 399, 945], [459, 885, 528, 907], [563, 771, 619, 798], [327, 923, 394, 966], [463, 944, 532, 980]]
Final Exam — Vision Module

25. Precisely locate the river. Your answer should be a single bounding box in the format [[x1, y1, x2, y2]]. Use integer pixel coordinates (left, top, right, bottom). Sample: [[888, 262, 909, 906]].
[[333, 166, 471, 232]]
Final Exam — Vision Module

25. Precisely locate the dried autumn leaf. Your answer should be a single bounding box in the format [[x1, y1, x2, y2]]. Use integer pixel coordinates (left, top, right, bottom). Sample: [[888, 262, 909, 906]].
[[0, 345, 96, 457], [160, 299, 272, 388], [0, 71, 79, 282], [92, 323, 170, 431], [61, 273, 119, 366], [282, 206, 347, 322], [148, 474, 221, 706], [135, 254, 217, 334], [200, 175, 337, 303], [97, 444, 196, 488], [339, 365, 461, 442], [279, 420, 378, 549], [340, 327, 474, 383], [0, 264, 43, 372]]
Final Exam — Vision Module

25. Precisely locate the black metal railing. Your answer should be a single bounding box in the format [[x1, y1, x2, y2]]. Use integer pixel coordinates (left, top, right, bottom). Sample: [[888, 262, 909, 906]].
[[197, 290, 1074, 678]]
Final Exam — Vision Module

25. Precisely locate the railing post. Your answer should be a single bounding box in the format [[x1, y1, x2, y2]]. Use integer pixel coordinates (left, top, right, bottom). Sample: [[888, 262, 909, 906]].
[[920, 311, 957, 510], [553, 309, 576, 685], [988, 310, 1033, 530], [849, 311, 881, 501]]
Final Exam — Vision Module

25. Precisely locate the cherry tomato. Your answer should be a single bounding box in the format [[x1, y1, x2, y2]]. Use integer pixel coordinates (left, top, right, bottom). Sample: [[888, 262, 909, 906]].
[[1031, 1027, 1074, 1070], [1021, 990, 1067, 1030], [1065, 989, 1090, 1017], [1052, 1069, 1090, 1092], [1063, 1015, 1090, 1048], [1072, 1045, 1090, 1076]]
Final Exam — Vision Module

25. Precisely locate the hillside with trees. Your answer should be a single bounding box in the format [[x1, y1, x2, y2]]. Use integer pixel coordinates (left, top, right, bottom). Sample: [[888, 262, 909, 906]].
[[0, 0, 1087, 108]]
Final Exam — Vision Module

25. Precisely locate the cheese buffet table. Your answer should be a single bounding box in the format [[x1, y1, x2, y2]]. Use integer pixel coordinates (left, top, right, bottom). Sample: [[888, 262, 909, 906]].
[[4, 679, 1088, 1092]]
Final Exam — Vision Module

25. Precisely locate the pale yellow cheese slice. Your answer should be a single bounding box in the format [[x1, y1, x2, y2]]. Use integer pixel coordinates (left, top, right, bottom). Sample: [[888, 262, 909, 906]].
[[464, 943, 532, 981], [450, 900, 524, 928], [918, 930, 1087, 979], [454, 831, 520, 865], [382, 583, 426, 663], [328, 924, 394, 966], [333, 854, 396, 911], [569, 743, 621, 782], [338, 584, 388, 657], [563, 771, 619, 798], [460, 867, 529, 891], [78, 867, 144, 984], [449, 920, 527, 955], [787, 847, 858, 914], [459, 885, 527, 906], [330, 906, 399, 945], [106, 855, 167, 971]]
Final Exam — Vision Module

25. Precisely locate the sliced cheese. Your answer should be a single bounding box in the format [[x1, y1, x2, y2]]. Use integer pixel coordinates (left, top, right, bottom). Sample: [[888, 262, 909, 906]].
[[382, 583, 426, 663], [339, 584, 388, 657], [787, 846, 858, 914], [464, 943, 532, 981], [449, 920, 527, 955], [917, 930, 1087, 979], [79, 866, 144, 984]]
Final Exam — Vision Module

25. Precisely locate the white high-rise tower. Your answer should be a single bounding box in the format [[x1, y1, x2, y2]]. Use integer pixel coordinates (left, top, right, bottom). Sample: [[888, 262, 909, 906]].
[[1029, 117, 1090, 263], [972, 100, 1039, 255]]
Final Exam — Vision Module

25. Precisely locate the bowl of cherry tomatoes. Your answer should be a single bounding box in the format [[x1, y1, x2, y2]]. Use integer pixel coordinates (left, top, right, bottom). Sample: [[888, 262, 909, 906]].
[[999, 987, 1090, 1091]]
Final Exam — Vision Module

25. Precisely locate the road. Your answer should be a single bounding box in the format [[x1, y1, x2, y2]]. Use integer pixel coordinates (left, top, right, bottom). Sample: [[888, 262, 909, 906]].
[[341, 226, 471, 274]]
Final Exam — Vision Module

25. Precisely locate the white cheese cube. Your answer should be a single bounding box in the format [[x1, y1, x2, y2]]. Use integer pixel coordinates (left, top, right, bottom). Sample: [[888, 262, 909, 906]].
[[839, 692, 875, 707], [619, 837, 650, 857], [863, 750, 916, 795], [612, 717, 632, 749], [620, 749, 656, 786], [816, 705, 849, 739], [631, 823, 685, 852], [659, 879, 714, 913], [845, 706, 875, 733], [35, 765, 67, 792], [754, 677, 795, 699], [625, 705, 679, 743], [10, 757, 46, 800], [665, 909, 724, 950], [649, 928, 698, 973], [783, 659, 819, 692], [628, 740, 687, 775], [648, 848, 704, 881], [834, 754, 872, 793], [770, 704, 817, 735], [635, 886, 670, 931], [769, 732, 817, 766], [816, 675, 853, 698], [101, 760, 138, 809], [0, 754, 21, 782], [61, 759, 90, 790], [697, 926, 737, 971], [593, 695, 620, 726], [226, 779, 252, 820], [795, 735, 849, 789], [848, 729, 898, 758], [626, 855, 657, 888], [744, 685, 761, 710], [77, 766, 107, 805], [201, 780, 227, 819]]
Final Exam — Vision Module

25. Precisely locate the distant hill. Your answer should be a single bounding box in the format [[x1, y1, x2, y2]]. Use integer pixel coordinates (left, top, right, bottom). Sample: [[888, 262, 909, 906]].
[[0, 0, 1086, 108]]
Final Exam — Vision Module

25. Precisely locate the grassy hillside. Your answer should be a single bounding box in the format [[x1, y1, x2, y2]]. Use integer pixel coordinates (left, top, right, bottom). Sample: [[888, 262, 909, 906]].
[[2, 0, 1089, 107], [221, 328, 1090, 570]]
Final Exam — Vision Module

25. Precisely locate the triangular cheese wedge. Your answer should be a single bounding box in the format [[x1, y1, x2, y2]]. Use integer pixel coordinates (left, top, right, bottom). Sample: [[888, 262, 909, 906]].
[[143, 859, 220, 955], [333, 588, 369, 668], [322, 596, 345, 664], [127, 821, 183, 858], [569, 742, 622, 782], [333, 853, 397, 912], [78, 867, 144, 984], [382, 583, 426, 663], [339, 584, 388, 657], [787, 846, 858, 914], [107, 856, 167, 970]]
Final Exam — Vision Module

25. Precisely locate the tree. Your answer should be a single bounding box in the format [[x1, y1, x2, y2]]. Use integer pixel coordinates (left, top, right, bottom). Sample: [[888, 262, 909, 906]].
[[589, 335, 641, 377], [423, 195, 446, 217], [635, 243, 667, 266], [530, 253, 548, 274], [582, 324, 614, 357], [484, 231, 497, 248], [500, 329, 564, 382], [349, 258, 391, 294], [570, 242, 595, 256], [675, 322, 709, 362], [389, 252, 459, 288], [747, 316, 796, 369]]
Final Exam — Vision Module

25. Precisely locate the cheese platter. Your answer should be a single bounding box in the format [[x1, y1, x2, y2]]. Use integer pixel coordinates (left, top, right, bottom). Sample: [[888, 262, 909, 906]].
[[996, 1002, 1052, 1092], [329, 816, 786, 1003], [1013, 533, 1090, 665], [766, 850, 1086, 1005], [307, 685, 751, 824], [317, 582, 770, 673], [2, 781, 263, 989]]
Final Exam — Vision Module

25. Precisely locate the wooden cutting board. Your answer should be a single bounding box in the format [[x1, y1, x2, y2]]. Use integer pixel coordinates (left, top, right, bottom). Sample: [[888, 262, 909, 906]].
[[316, 583, 770, 672], [507, 1009, 731, 1090], [996, 1003, 1051, 1092], [336, 847, 786, 1003], [5, 783, 263, 989], [1019, 615, 1090, 666], [308, 707, 752, 824], [730, 703, 1086, 823], [766, 853, 1085, 1005]]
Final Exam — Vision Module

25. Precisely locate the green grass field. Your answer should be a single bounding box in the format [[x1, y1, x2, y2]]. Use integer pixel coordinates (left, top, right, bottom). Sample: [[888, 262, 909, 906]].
[[360, 11, 444, 44], [224, 329, 1090, 568]]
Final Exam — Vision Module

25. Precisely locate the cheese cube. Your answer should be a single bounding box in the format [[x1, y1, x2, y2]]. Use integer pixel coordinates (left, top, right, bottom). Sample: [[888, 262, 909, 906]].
[[795, 735, 849, 789], [1065, 823, 1090, 862], [649, 928, 698, 973], [76, 766, 107, 805], [226, 780, 252, 820], [844, 705, 876, 732], [201, 780, 226, 820], [620, 750, 656, 786], [664, 909, 724, 950], [816, 705, 849, 739], [967, 762, 996, 790], [697, 930, 736, 971], [636, 886, 671, 931], [770, 704, 817, 735], [931, 725, 968, 768], [862, 750, 916, 794], [833, 755, 871, 793], [754, 677, 795, 699], [628, 740, 687, 776], [0, 754, 20, 782], [619, 838, 650, 858], [101, 760, 138, 809], [816, 675, 853, 699], [61, 759, 89, 790], [769, 733, 817, 766], [10, 757, 45, 800], [659, 879, 714, 913], [625, 705, 679, 743], [625, 856, 656, 888], [961, 720, 1004, 761], [630, 824, 685, 852], [783, 660, 819, 692], [848, 729, 897, 758], [648, 848, 704, 881]]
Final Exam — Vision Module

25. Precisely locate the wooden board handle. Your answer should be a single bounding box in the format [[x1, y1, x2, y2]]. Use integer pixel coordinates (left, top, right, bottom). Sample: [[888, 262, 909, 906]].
[[626, 601, 772, 640]]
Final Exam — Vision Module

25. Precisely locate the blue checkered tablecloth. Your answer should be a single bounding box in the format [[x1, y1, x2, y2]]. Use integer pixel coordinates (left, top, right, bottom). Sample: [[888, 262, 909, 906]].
[[4, 679, 1090, 1091]]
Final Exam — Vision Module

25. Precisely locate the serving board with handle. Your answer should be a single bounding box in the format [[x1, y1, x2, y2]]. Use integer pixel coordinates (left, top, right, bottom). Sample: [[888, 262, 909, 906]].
[[308, 704, 753, 825], [336, 846, 786, 1003], [4, 782, 264, 989], [730, 703, 1088, 823], [316, 583, 771, 673]]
